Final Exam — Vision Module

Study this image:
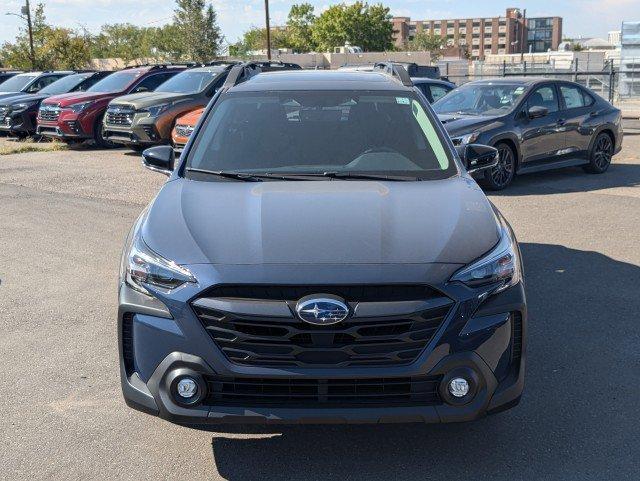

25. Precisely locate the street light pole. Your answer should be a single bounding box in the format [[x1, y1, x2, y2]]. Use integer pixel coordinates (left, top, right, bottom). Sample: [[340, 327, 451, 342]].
[[264, 0, 272, 60], [23, 0, 36, 69]]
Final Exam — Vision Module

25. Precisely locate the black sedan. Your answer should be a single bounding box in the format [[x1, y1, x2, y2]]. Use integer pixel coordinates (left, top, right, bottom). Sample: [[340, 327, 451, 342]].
[[433, 78, 623, 190], [0, 71, 110, 137]]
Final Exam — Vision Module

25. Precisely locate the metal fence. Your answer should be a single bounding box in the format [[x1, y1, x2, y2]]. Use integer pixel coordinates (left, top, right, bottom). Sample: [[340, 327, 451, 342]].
[[438, 58, 640, 104]]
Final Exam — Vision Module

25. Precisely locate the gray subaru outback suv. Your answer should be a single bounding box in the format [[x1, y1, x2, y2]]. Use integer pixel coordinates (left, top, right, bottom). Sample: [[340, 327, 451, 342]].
[[119, 65, 526, 427]]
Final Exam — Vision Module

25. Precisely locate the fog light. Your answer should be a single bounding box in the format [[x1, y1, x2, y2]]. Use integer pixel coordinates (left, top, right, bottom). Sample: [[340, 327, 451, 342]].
[[448, 377, 470, 398], [176, 377, 198, 399]]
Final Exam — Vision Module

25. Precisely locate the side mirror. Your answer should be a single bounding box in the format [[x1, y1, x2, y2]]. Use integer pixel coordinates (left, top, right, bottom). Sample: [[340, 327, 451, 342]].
[[527, 105, 548, 119], [142, 145, 175, 176], [462, 144, 499, 174]]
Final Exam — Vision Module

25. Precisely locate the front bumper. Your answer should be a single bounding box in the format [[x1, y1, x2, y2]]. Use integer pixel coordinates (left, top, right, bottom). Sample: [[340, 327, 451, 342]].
[[104, 114, 164, 146], [37, 114, 89, 139], [0, 109, 37, 134], [118, 267, 526, 426]]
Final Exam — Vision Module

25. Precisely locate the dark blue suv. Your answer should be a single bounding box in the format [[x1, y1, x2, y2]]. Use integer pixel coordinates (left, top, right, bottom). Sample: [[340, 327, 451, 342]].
[[119, 64, 526, 427]]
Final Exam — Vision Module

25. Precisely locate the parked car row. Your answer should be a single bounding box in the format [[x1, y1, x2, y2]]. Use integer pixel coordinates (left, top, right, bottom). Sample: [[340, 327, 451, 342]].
[[0, 61, 622, 191], [0, 61, 303, 150]]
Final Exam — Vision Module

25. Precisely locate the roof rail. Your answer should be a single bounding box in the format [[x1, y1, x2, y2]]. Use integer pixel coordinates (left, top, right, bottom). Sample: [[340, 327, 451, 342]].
[[373, 62, 413, 87], [204, 60, 241, 67], [220, 60, 302, 90], [221, 62, 262, 89], [121, 62, 194, 70]]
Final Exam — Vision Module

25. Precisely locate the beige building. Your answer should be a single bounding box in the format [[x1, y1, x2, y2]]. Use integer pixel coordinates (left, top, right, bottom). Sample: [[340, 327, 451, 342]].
[[392, 8, 562, 60]]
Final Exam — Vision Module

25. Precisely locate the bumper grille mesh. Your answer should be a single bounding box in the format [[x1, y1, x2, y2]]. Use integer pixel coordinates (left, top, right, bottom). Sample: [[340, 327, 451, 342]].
[[106, 106, 134, 126], [38, 106, 60, 122], [204, 375, 442, 407], [192, 284, 452, 368]]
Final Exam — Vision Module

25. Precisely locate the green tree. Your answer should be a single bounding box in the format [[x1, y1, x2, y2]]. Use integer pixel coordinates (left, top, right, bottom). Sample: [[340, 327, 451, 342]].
[[312, 2, 393, 52], [0, 2, 90, 70], [173, 0, 223, 62], [407, 31, 447, 60], [229, 27, 291, 57], [286, 3, 316, 52]]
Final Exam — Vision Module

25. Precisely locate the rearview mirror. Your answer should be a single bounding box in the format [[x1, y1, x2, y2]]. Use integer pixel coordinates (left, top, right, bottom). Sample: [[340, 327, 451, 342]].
[[142, 145, 175, 176], [462, 144, 499, 174], [527, 105, 548, 119]]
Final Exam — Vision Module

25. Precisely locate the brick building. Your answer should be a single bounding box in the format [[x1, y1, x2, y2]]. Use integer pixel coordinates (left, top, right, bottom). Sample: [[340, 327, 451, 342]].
[[392, 8, 562, 60]]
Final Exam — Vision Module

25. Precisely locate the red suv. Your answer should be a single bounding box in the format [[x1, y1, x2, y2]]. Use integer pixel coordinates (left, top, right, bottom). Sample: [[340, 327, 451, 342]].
[[37, 65, 185, 146]]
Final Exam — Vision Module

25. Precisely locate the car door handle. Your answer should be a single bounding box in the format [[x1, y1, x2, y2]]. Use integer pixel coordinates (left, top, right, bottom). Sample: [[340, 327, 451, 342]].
[[556, 118, 566, 126]]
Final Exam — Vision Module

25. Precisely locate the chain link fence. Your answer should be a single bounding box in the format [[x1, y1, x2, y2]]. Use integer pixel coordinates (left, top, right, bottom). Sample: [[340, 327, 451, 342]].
[[437, 58, 640, 106]]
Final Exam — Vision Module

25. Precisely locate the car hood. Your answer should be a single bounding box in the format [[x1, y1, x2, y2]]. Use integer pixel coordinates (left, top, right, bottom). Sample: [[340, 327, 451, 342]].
[[43, 91, 116, 106], [1, 92, 47, 106], [438, 114, 505, 137], [142, 177, 500, 266], [0, 92, 25, 101], [111, 91, 191, 109], [176, 107, 204, 125]]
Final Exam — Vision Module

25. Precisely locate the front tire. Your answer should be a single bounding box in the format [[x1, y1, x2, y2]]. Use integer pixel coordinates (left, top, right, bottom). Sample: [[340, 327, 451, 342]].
[[482, 142, 516, 191], [93, 114, 116, 149], [583, 132, 613, 174]]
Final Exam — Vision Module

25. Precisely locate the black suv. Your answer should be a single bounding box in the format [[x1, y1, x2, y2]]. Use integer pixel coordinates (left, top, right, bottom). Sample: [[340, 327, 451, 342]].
[[0, 71, 74, 102]]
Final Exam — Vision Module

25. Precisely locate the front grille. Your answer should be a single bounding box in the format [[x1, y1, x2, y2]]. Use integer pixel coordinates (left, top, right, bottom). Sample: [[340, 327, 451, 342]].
[[105, 106, 134, 126], [0, 106, 8, 122], [192, 284, 452, 368], [175, 124, 194, 137], [39, 105, 60, 122], [204, 375, 442, 407]]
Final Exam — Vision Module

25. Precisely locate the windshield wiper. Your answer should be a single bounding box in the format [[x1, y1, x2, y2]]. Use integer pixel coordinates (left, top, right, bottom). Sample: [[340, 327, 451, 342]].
[[186, 168, 315, 182], [319, 172, 419, 181], [186, 168, 263, 182]]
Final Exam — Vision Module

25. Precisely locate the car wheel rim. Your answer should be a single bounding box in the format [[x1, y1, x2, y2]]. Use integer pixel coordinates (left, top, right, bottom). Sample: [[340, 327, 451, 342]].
[[491, 147, 514, 187], [593, 135, 612, 169]]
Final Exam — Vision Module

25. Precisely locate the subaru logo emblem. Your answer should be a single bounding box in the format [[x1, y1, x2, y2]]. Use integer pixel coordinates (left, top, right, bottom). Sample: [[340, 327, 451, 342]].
[[295, 295, 349, 325]]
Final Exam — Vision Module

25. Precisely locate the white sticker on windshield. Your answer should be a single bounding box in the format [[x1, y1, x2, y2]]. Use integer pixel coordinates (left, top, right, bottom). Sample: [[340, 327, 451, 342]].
[[396, 97, 410, 105]]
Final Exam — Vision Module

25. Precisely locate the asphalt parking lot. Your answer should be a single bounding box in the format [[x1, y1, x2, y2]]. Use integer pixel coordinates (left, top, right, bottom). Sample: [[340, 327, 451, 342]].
[[1, 135, 639, 480]]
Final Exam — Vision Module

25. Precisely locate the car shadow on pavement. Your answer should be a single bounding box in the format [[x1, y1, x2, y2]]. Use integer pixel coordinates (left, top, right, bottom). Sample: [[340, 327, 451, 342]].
[[208, 243, 640, 481], [491, 162, 640, 197]]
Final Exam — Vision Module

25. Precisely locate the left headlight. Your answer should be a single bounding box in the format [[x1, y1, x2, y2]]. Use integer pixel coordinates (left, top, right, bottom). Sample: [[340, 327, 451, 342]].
[[123, 218, 196, 294], [451, 131, 480, 146], [450, 216, 522, 295], [67, 101, 94, 113], [141, 103, 170, 117]]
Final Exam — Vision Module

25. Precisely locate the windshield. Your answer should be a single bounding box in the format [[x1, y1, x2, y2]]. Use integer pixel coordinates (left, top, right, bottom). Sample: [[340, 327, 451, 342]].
[[87, 71, 139, 93], [0, 75, 37, 92], [433, 83, 527, 116], [40, 74, 88, 95], [155, 70, 220, 94], [186, 91, 455, 180]]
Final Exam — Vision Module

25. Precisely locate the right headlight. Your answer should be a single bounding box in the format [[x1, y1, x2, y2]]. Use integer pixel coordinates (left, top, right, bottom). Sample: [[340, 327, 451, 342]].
[[121, 213, 196, 294], [450, 217, 522, 295]]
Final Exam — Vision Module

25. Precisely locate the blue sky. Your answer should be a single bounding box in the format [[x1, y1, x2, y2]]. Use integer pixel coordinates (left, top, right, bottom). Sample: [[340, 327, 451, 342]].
[[1, 0, 633, 48]]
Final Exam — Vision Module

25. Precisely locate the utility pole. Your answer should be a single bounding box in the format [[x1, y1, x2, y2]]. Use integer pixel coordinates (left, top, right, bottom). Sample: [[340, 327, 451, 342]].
[[23, 0, 36, 69], [520, 8, 526, 63], [264, 0, 272, 60]]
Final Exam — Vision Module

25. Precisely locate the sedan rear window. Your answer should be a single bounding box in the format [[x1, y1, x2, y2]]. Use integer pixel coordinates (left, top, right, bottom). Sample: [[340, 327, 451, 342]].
[[186, 91, 455, 180]]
